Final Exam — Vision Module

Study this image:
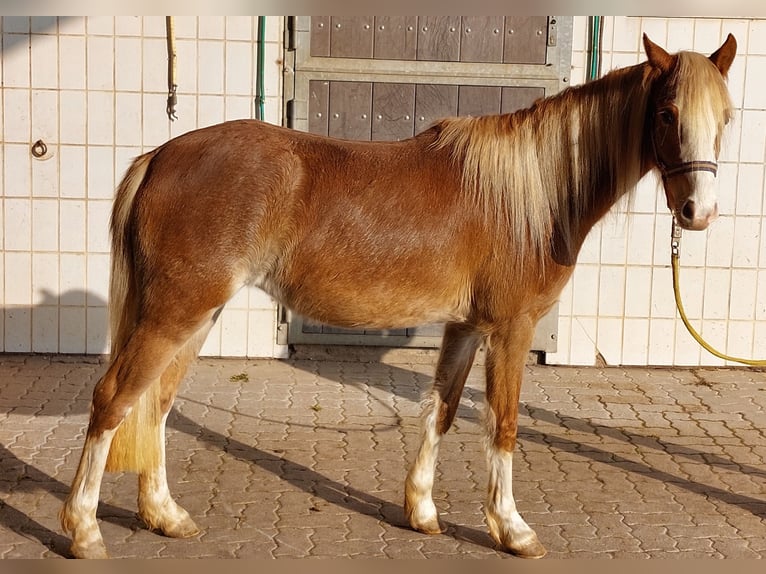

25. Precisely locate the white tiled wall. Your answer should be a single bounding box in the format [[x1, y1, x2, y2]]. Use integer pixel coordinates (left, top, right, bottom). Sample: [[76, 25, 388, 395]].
[[547, 16, 766, 366], [1, 16, 286, 358], [2, 16, 765, 366]]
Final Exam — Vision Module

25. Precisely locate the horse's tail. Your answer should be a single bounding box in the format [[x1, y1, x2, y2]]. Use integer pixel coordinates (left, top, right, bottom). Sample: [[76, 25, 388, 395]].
[[105, 151, 162, 474]]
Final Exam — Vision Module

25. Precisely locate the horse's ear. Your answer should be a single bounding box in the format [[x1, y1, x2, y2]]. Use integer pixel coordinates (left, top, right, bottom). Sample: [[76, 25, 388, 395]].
[[643, 33, 673, 73], [710, 33, 737, 78]]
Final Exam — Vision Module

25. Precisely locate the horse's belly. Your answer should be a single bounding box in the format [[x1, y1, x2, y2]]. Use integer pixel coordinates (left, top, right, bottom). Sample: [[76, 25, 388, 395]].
[[257, 266, 470, 330]]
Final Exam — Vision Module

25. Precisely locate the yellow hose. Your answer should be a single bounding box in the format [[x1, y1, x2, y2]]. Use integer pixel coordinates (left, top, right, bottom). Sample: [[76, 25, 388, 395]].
[[671, 225, 766, 366]]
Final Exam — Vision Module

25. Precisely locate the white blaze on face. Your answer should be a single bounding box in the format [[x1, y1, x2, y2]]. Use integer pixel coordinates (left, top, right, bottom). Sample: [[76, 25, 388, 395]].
[[677, 94, 721, 226]]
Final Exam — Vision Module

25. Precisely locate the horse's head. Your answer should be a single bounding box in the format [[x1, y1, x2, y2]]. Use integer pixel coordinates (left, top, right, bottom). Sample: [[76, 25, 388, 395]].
[[644, 34, 736, 231]]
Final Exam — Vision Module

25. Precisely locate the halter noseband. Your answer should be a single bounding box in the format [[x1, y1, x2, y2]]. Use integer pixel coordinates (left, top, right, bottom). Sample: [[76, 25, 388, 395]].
[[656, 159, 718, 180]]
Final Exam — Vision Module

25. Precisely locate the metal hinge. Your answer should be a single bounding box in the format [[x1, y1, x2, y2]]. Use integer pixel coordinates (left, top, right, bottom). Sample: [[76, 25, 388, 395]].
[[547, 17, 558, 47]]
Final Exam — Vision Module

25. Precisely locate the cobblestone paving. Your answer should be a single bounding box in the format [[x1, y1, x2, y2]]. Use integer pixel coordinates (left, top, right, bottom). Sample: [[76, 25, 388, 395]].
[[1, 354, 765, 558]]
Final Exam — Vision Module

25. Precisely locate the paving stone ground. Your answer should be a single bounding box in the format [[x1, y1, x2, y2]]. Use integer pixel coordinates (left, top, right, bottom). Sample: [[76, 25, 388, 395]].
[[1, 353, 765, 559]]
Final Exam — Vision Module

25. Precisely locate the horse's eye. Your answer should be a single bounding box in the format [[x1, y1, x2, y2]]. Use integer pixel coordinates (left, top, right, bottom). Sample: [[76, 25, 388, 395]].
[[658, 109, 675, 125]]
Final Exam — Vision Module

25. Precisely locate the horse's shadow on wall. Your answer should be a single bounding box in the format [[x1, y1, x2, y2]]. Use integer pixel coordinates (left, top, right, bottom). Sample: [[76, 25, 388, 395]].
[[2, 308, 765, 557]]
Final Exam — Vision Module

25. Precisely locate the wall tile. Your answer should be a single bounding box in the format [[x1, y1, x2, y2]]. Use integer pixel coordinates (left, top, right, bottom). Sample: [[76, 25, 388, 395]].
[[5, 308, 31, 352], [612, 17, 640, 52], [673, 319, 702, 365], [59, 36, 86, 90], [173, 17, 197, 39], [704, 215, 734, 267], [59, 200, 86, 252], [226, 17, 253, 41], [624, 267, 652, 318], [5, 198, 31, 251], [87, 16, 114, 36], [199, 17, 225, 40], [142, 93, 170, 147], [3, 88, 30, 142], [2, 33, 30, 87], [30, 32, 57, 89], [571, 264, 599, 316], [198, 95, 225, 127], [248, 308, 277, 358], [220, 309, 248, 357], [115, 16, 141, 37], [640, 18, 668, 46], [739, 110, 766, 163], [626, 214, 654, 265], [87, 91, 114, 145], [744, 54, 766, 113], [86, 200, 111, 253], [198, 41, 225, 94], [175, 39, 198, 95], [115, 146, 141, 185], [141, 16, 166, 38], [115, 37, 142, 91], [596, 317, 623, 364], [621, 318, 649, 365], [59, 91, 87, 144], [30, 17, 57, 34], [59, 306, 86, 353], [32, 89, 58, 146], [749, 20, 766, 55], [5, 252, 32, 305], [648, 318, 675, 365], [32, 305, 58, 352], [757, 270, 766, 320], [32, 252, 58, 304], [200, 318, 222, 356], [729, 268, 758, 320], [698, 320, 727, 366], [115, 92, 142, 146], [32, 199, 58, 251], [725, 320, 755, 365], [665, 19, 694, 53], [249, 286, 275, 310], [87, 146, 115, 199], [86, 36, 114, 91], [86, 253, 110, 305], [59, 253, 86, 304], [86, 306, 109, 354], [674, 266, 704, 319], [58, 16, 85, 35], [142, 37, 167, 93], [224, 96, 253, 121], [702, 267, 731, 320], [59, 145, 86, 197], [32, 156, 58, 199], [598, 265, 625, 317], [693, 18, 722, 52], [568, 317, 597, 366], [3, 17, 30, 34], [225, 42, 253, 96], [735, 163, 764, 215], [732, 216, 761, 268]]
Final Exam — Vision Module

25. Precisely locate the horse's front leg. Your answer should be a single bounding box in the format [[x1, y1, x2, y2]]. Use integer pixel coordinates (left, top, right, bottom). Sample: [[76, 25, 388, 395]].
[[483, 317, 546, 558], [405, 322, 482, 534]]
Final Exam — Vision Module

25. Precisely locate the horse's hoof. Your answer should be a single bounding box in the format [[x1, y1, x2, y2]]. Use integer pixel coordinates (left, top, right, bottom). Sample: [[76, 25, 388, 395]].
[[506, 536, 547, 559], [70, 540, 109, 559], [161, 517, 200, 539], [411, 516, 446, 535]]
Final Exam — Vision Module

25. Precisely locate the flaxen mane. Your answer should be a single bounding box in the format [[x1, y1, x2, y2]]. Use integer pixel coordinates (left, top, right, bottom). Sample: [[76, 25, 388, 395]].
[[432, 54, 728, 269]]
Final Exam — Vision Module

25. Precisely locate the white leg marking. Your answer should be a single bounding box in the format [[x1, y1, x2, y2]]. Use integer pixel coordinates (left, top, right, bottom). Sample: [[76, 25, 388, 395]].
[[404, 392, 445, 533], [484, 445, 545, 558], [60, 428, 116, 559], [138, 412, 199, 538]]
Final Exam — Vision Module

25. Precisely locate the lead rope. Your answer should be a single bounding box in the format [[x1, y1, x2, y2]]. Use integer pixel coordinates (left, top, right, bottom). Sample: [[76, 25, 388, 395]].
[[671, 218, 766, 366]]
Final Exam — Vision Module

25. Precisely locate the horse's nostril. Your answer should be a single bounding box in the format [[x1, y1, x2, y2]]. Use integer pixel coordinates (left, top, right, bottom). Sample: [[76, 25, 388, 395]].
[[682, 200, 695, 221]]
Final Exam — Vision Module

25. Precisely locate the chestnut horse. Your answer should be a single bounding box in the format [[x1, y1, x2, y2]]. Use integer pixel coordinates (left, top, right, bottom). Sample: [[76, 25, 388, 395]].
[[61, 35, 736, 558]]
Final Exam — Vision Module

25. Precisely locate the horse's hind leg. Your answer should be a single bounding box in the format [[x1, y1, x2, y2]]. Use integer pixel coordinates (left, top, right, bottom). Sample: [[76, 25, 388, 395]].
[[136, 320, 214, 538], [482, 317, 546, 558], [405, 322, 482, 534], [60, 311, 218, 558]]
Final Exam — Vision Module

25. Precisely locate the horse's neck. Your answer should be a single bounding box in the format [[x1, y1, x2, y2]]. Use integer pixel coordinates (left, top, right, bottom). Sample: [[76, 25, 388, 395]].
[[548, 62, 654, 265]]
